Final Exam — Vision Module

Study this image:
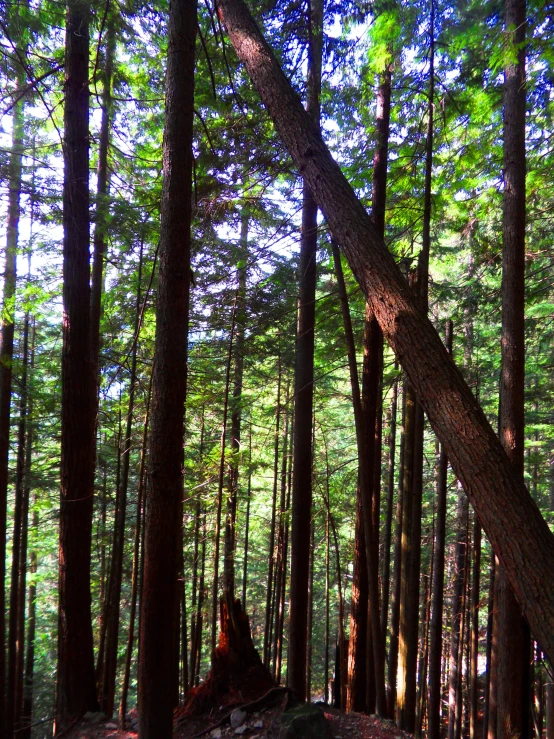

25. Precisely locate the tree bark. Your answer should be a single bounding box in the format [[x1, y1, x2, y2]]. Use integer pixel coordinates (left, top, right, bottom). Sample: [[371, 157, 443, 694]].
[[216, 0, 554, 667], [428, 320, 452, 739], [56, 0, 99, 728], [138, 0, 196, 733], [288, 0, 322, 699], [497, 1, 531, 738]]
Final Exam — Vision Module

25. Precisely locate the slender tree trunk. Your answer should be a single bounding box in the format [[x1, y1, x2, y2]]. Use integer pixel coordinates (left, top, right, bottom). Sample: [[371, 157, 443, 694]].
[[224, 217, 248, 600], [388, 385, 405, 713], [470, 518, 481, 739], [138, 0, 196, 732], [7, 302, 32, 736], [288, 0, 322, 699], [241, 423, 252, 608], [398, 6, 434, 727], [381, 370, 398, 640], [218, 0, 554, 664], [324, 510, 331, 704], [497, 2, 530, 739], [21, 502, 37, 739], [306, 526, 315, 701], [119, 376, 151, 729], [264, 350, 282, 666], [428, 320, 452, 739], [448, 488, 469, 739], [486, 557, 498, 739], [100, 242, 144, 716], [273, 390, 290, 679], [211, 301, 237, 654], [56, 0, 99, 727], [0, 33, 26, 737]]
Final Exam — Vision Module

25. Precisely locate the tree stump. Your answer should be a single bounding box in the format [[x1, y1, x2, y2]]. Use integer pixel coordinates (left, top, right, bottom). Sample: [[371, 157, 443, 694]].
[[179, 595, 274, 718]]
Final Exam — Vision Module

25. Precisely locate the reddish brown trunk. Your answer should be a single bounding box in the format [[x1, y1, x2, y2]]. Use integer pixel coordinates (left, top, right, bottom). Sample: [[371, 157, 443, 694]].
[[138, 0, 196, 733], [56, 0, 99, 728]]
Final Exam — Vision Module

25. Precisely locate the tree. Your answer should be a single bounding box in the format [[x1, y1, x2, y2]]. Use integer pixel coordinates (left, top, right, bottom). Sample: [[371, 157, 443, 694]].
[[288, 0, 322, 701], [56, 0, 99, 728], [215, 0, 554, 668], [137, 0, 196, 734]]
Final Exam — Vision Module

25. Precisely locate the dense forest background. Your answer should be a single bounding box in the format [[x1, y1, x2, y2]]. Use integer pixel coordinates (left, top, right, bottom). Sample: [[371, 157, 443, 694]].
[[1, 0, 554, 736]]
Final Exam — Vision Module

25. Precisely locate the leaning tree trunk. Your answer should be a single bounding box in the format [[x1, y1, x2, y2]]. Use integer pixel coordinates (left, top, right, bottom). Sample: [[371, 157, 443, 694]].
[[216, 0, 554, 667], [56, 0, 99, 729], [288, 0, 322, 700], [137, 0, 196, 734], [496, 1, 530, 739]]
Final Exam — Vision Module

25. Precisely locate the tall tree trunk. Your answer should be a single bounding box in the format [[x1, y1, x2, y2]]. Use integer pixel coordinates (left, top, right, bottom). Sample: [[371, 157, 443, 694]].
[[469, 517, 481, 739], [137, 0, 196, 733], [241, 423, 252, 608], [264, 350, 282, 666], [119, 375, 151, 729], [388, 385, 405, 713], [380, 370, 398, 641], [428, 320, 452, 739], [100, 241, 144, 717], [7, 300, 32, 736], [224, 216, 248, 600], [448, 487, 469, 739], [211, 300, 237, 654], [0, 28, 26, 736], [497, 2, 530, 739], [218, 0, 554, 665], [398, 6, 434, 728], [56, 0, 99, 728], [288, 0, 322, 700]]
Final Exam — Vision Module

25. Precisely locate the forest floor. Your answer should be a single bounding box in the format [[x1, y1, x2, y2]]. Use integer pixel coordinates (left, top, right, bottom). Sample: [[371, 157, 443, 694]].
[[62, 704, 415, 739]]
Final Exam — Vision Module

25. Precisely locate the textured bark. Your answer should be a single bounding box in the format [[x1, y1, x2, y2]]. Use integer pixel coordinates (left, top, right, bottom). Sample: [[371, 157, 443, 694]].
[[56, 0, 99, 728], [216, 0, 554, 666], [288, 0, 322, 699], [496, 1, 530, 738], [138, 0, 196, 734], [428, 321, 452, 739]]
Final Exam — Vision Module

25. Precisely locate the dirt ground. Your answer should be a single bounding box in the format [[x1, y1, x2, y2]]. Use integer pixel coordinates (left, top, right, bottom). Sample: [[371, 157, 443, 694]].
[[59, 703, 415, 739]]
